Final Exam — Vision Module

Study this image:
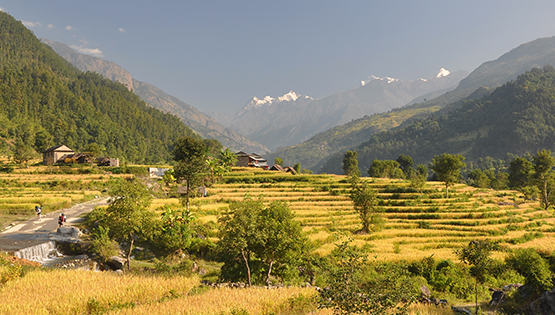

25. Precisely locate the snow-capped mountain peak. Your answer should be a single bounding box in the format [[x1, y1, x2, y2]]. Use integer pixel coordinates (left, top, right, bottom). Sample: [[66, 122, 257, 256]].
[[436, 68, 451, 78], [361, 75, 400, 86], [244, 91, 313, 109]]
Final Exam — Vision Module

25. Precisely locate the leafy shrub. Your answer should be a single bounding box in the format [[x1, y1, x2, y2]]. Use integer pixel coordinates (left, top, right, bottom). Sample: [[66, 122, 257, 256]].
[[90, 226, 120, 262], [505, 248, 553, 295]]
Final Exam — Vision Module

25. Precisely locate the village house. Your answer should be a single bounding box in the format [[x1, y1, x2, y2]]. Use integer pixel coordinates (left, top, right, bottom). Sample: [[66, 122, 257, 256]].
[[42, 145, 74, 165], [42, 145, 119, 167], [235, 151, 269, 169]]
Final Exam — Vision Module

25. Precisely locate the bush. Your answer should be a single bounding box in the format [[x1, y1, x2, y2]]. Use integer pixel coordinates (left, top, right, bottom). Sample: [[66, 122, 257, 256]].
[[505, 248, 553, 295], [90, 226, 120, 262]]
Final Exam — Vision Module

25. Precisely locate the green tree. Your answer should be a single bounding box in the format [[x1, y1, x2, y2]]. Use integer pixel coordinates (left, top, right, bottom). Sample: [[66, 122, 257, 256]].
[[508, 157, 533, 189], [274, 157, 283, 166], [531, 149, 555, 210], [293, 163, 301, 174], [468, 169, 490, 188], [220, 148, 238, 170], [218, 198, 308, 285], [397, 154, 414, 177], [173, 137, 207, 212], [157, 204, 195, 253], [255, 201, 307, 284], [410, 164, 428, 197], [12, 141, 36, 168], [104, 178, 156, 270], [349, 175, 382, 233], [319, 239, 416, 315], [430, 153, 466, 198], [342, 151, 361, 177], [218, 198, 262, 286], [368, 159, 404, 179], [454, 240, 498, 315]]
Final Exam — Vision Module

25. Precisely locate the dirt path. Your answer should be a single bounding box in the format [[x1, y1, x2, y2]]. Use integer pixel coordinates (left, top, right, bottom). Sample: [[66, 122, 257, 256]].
[[0, 197, 109, 252]]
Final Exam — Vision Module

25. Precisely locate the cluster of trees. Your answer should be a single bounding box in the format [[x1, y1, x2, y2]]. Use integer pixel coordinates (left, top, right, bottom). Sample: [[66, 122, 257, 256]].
[[0, 12, 198, 165], [344, 148, 555, 207]]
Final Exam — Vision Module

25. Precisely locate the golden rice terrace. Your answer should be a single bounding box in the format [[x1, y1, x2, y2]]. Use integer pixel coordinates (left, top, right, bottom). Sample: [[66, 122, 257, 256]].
[[188, 168, 555, 261]]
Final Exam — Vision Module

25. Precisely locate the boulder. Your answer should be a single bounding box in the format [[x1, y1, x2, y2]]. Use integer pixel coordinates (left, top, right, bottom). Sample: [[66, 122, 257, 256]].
[[57, 226, 82, 238], [489, 290, 505, 306], [420, 285, 431, 298], [530, 287, 555, 315], [50, 226, 82, 243], [106, 256, 126, 270]]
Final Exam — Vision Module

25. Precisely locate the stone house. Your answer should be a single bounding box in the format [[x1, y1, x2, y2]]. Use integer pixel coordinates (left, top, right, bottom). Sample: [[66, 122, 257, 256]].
[[42, 145, 75, 165], [235, 151, 268, 169]]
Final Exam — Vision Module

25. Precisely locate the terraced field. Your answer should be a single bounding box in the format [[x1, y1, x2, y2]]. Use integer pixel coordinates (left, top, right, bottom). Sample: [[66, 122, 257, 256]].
[[185, 168, 555, 261]]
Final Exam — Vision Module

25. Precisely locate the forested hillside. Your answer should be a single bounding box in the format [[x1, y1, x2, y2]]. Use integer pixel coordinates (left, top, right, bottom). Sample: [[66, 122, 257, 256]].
[[0, 12, 198, 164], [321, 66, 555, 173]]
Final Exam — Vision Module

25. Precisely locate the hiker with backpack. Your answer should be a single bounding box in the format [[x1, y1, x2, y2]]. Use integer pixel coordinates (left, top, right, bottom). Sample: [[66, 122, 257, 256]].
[[58, 213, 66, 227], [35, 205, 42, 221]]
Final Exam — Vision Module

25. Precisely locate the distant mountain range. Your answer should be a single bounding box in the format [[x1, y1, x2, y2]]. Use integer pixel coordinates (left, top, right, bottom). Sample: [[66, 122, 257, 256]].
[[41, 39, 268, 154], [221, 69, 467, 151], [271, 35, 555, 173]]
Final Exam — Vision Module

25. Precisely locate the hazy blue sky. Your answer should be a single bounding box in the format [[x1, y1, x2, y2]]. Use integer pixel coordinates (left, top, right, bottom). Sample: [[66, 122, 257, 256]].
[[3, 1, 555, 114]]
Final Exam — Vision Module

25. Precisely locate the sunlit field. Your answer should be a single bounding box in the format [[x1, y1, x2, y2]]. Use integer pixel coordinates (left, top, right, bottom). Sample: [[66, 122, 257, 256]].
[[184, 167, 552, 261]]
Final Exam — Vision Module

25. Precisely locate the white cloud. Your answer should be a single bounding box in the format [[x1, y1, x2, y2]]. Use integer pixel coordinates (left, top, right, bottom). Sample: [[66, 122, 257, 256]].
[[22, 21, 42, 28], [65, 25, 74, 31], [118, 28, 126, 34], [0, 7, 4, 11], [70, 44, 104, 58], [47, 24, 55, 30]]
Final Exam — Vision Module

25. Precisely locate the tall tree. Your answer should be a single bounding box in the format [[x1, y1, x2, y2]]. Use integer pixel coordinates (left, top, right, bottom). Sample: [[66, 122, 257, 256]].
[[104, 178, 155, 270], [397, 154, 414, 177], [349, 175, 382, 233], [173, 137, 207, 211], [455, 240, 498, 315], [342, 150, 360, 177], [508, 157, 533, 189], [274, 157, 283, 166], [532, 149, 555, 210], [430, 153, 466, 198]]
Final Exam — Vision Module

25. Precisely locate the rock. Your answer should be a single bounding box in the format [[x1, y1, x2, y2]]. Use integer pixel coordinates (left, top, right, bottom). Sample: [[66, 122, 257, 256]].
[[451, 306, 472, 315], [420, 285, 431, 298], [503, 283, 523, 292], [489, 290, 505, 306], [57, 226, 82, 238], [75, 254, 89, 260], [106, 256, 126, 270], [530, 287, 555, 315]]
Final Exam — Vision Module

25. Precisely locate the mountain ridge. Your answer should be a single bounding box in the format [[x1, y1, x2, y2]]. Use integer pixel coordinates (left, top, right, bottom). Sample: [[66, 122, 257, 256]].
[[41, 39, 269, 154], [270, 36, 555, 173], [226, 69, 467, 151]]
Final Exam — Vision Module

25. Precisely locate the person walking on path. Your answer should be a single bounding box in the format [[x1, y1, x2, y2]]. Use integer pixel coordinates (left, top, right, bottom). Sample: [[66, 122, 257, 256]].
[[58, 213, 66, 227], [35, 205, 42, 221]]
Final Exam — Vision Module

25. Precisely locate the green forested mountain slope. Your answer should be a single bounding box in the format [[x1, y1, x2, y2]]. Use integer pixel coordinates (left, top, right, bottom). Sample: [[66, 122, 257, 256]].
[[41, 39, 268, 154], [0, 12, 198, 164], [271, 36, 555, 172], [320, 66, 555, 174]]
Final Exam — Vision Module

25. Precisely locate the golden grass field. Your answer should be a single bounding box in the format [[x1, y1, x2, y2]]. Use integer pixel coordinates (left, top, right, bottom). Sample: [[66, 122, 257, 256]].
[[0, 164, 551, 314]]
